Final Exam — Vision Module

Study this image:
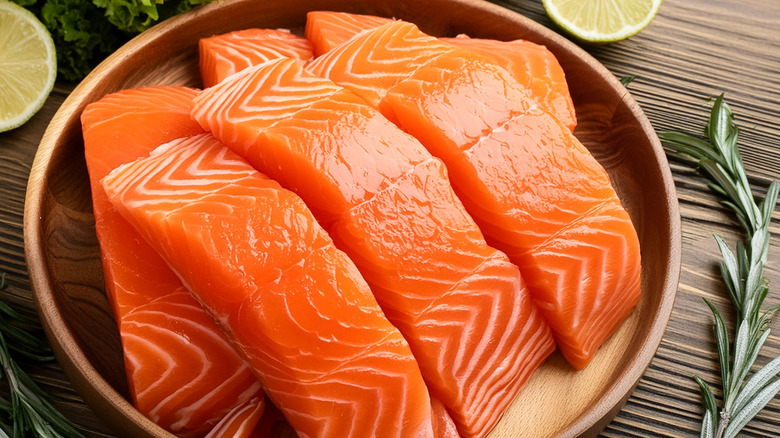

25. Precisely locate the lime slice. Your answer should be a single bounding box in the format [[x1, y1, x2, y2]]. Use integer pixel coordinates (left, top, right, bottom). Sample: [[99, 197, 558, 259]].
[[543, 0, 662, 43], [0, 0, 56, 132]]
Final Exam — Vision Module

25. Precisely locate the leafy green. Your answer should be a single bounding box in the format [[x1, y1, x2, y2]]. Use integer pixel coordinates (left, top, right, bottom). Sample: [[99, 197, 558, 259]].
[[12, 0, 214, 81], [94, 0, 212, 33], [41, 0, 128, 81], [660, 94, 780, 438], [91, 0, 162, 33]]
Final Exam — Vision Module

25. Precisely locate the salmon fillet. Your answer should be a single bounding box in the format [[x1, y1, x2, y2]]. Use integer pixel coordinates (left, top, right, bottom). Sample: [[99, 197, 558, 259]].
[[190, 58, 555, 438], [308, 21, 642, 370], [102, 133, 435, 438], [81, 86, 264, 437], [200, 28, 313, 87], [305, 10, 393, 56], [204, 397, 265, 438], [305, 11, 576, 130], [441, 35, 576, 131]]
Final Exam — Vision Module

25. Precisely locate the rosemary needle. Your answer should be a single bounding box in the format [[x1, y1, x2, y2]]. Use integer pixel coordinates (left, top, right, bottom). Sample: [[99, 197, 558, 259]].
[[619, 75, 636, 86], [659, 94, 780, 438], [0, 274, 85, 438]]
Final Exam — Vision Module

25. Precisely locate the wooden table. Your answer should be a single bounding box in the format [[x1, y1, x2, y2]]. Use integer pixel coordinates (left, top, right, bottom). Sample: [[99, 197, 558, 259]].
[[2, 0, 779, 436]]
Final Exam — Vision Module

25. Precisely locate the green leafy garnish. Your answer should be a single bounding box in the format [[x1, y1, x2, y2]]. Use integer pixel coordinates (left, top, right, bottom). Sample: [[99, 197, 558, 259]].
[[659, 94, 780, 438], [94, 0, 213, 33], [0, 274, 85, 437], [41, 0, 126, 82], [11, 0, 215, 81]]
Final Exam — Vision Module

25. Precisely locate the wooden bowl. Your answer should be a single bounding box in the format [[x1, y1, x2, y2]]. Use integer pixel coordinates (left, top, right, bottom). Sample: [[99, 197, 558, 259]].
[[23, 0, 681, 436]]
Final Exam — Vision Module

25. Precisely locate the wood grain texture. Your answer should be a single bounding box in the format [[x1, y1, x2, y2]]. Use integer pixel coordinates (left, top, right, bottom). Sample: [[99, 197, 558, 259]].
[[1, 84, 117, 437], [488, 0, 780, 436], [0, 0, 778, 437]]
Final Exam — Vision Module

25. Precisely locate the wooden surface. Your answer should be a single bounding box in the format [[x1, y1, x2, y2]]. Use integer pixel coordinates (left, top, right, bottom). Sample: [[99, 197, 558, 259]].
[[0, 0, 778, 437]]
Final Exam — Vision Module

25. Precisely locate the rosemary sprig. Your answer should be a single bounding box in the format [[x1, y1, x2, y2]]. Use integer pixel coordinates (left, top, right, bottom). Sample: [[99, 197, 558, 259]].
[[659, 94, 780, 438], [619, 75, 636, 86], [0, 274, 85, 438]]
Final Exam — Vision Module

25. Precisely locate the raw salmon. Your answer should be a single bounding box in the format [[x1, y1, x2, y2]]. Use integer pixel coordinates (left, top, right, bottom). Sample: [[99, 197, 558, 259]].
[[305, 11, 576, 130], [431, 398, 460, 438], [305, 10, 393, 56], [441, 36, 576, 131], [205, 397, 265, 438], [308, 21, 641, 370], [81, 86, 264, 436], [308, 22, 458, 108], [251, 400, 295, 438], [82, 87, 204, 319], [200, 28, 313, 87], [102, 133, 435, 438], [122, 292, 263, 435], [191, 58, 555, 438]]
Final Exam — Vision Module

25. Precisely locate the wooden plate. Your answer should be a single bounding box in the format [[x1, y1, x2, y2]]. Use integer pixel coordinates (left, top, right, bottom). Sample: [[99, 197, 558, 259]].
[[23, 0, 681, 436]]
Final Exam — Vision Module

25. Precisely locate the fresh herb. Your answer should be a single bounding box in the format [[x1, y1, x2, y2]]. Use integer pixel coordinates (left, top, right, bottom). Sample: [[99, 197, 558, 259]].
[[93, 0, 213, 34], [38, 0, 127, 82], [0, 273, 85, 438], [659, 94, 780, 438], [619, 75, 636, 86], [11, 0, 214, 81]]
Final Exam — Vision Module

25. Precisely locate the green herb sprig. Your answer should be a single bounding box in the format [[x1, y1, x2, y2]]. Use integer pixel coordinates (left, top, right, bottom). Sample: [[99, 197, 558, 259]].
[[619, 75, 636, 86], [0, 274, 85, 438], [659, 94, 780, 438]]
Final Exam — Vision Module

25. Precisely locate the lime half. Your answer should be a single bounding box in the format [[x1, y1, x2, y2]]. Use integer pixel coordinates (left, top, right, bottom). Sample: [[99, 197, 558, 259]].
[[0, 0, 56, 132], [543, 0, 662, 43]]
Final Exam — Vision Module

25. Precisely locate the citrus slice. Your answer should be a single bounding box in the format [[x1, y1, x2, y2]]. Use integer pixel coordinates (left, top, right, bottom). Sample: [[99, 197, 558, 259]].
[[543, 0, 662, 43], [0, 0, 56, 132]]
